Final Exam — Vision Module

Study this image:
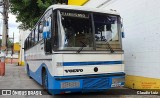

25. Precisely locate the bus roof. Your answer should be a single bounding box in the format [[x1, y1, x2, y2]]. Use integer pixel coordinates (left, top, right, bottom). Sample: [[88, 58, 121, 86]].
[[46, 5, 120, 15]]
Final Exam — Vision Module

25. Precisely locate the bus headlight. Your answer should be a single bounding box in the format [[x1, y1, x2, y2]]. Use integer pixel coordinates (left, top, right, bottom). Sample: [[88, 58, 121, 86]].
[[61, 81, 80, 89]]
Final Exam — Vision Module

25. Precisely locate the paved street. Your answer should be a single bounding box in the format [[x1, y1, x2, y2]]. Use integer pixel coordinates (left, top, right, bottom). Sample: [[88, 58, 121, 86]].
[[0, 64, 159, 98]]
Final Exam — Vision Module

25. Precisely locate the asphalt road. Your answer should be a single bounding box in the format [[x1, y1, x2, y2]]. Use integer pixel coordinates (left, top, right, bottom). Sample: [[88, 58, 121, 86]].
[[0, 64, 159, 98]]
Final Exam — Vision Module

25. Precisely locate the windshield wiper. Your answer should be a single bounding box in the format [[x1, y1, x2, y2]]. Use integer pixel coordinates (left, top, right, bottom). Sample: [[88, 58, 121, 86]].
[[77, 41, 86, 53], [106, 41, 114, 53]]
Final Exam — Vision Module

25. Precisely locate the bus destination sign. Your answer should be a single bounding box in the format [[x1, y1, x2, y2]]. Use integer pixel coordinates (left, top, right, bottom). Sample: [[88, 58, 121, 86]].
[[61, 12, 89, 18]]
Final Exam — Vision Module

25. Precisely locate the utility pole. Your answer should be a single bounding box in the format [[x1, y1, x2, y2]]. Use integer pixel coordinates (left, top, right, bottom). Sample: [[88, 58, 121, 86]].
[[0, 0, 9, 76], [2, 0, 9, 49]]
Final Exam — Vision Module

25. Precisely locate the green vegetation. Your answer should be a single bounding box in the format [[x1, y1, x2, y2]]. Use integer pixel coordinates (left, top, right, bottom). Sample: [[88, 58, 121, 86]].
[[0, 39, 13, 48], [10, 0, 60, 30], [7, 39, 14, 48]]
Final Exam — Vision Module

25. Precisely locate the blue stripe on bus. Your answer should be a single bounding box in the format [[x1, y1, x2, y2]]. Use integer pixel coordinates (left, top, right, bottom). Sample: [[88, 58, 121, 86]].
[[54, 72, 125, 80], [63, 61, 123, 66]]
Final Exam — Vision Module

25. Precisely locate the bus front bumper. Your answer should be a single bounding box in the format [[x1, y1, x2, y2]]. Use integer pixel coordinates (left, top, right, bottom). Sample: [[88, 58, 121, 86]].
[[51, 73, 125, 94]]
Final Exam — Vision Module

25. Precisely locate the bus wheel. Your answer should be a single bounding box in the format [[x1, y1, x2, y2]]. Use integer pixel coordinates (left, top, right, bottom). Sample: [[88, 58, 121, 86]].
[[27, 65, 32, 78], [42, 69, 48, 91]]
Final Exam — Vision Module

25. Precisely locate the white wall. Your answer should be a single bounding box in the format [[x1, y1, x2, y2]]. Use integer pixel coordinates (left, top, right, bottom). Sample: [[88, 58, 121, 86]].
[[84, 0, 160, 79], [84, 0, 111, 8], [19, 29, 30, 64]]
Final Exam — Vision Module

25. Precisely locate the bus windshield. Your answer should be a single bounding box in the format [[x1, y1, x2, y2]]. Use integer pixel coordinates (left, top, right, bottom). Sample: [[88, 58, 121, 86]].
[[58, 10, 122, 51]]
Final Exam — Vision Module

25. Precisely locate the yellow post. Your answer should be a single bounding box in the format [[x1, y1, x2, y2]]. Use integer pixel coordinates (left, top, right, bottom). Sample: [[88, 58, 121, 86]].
[[13, 43, 20, 52], [13, 43, 24, 66]]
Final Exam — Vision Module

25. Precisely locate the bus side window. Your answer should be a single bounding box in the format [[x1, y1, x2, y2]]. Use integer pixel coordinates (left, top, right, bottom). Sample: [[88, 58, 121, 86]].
[[28, 34, 31, 48], [44, 16, 52, 54], [31, 31, 35, 46], [27, 37, 29, 49], [35, 26, 39, 43], [52, 12, 58, 50], [39, 19, 44, 41], [24, 40, 26, 50], [24, 39, 27, 50]]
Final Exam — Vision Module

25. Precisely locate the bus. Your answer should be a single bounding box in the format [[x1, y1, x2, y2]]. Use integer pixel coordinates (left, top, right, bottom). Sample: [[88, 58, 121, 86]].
[[24, 5, 125, 95]]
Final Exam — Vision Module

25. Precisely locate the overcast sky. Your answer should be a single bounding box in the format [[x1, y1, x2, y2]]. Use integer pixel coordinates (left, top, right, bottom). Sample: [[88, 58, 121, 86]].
[[8, 13, 20, 42], [0, 10, 20, 43]]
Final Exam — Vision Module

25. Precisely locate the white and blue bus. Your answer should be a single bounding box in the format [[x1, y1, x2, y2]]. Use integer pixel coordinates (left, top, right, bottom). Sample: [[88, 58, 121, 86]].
[[24, 5, 125, 95]]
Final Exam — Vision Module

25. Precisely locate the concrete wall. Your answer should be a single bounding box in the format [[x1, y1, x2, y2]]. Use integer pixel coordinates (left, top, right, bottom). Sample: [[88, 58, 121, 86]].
[[84, 0, 160, 89], [84, 0, 111, 7]]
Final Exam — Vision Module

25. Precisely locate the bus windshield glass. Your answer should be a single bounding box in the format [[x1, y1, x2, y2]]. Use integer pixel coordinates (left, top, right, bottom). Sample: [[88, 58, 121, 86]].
[[58, 11, 93, 50], [94, 14, 121, 51], [58, 10, 122, 51]]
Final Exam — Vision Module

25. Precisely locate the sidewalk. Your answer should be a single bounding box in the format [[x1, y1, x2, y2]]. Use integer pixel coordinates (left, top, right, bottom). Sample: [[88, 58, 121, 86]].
[[0, 64, 42, 89]]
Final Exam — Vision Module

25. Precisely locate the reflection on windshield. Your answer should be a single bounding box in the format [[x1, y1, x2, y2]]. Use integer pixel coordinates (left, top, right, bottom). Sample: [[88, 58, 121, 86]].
[[94, 14, 121, 50], [58, 11, 93, 50]]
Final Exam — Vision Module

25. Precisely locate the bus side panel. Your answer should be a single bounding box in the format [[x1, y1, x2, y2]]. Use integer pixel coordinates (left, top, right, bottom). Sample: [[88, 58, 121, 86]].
[[26, 64, 43, 85], [29, 63, 51, 85], [27, 63, 43, 85]]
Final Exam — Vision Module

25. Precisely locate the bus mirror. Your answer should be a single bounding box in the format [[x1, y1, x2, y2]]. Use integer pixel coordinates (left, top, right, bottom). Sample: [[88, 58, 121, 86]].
[[43, 31, 51, 39]]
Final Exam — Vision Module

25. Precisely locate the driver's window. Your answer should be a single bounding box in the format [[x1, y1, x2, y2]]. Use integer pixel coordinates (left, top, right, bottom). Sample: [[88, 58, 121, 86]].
[[43, 10, 53, 54]]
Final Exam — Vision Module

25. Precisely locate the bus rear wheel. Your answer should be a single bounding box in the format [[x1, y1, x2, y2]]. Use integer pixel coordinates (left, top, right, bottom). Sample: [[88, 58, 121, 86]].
[[42, 69, 48, 91]]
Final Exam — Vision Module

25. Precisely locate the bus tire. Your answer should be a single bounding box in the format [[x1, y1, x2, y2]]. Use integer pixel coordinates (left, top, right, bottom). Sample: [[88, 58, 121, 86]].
[[27, 65, 32, 79], [42, 68, 48, 91]]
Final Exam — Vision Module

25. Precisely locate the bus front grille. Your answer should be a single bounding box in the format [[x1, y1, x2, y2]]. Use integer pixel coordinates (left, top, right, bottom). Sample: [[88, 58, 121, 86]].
[[83, 78, 110, 89]]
